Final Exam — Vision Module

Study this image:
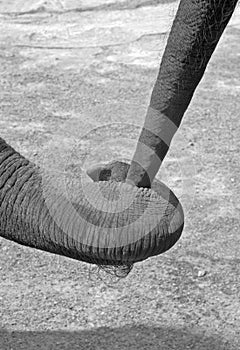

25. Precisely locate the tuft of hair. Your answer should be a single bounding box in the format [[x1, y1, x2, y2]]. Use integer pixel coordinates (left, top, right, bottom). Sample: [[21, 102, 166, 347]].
[[88, 262, 134, 286]]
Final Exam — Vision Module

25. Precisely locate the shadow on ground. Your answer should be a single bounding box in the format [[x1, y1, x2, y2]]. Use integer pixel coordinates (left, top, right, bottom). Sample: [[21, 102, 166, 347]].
[[0, 325, 233, 350]]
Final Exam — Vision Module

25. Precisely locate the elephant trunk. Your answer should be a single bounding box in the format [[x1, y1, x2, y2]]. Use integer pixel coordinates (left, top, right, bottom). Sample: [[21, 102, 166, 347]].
[[0, 138, 81, 261], [0, 138, 183, 265], [126, 0, 238, 187]]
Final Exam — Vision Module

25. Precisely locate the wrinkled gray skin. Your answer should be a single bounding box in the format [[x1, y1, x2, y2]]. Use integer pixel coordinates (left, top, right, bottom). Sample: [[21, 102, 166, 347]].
[[0, 0, 238, 262], [88, 0, 239, 187]]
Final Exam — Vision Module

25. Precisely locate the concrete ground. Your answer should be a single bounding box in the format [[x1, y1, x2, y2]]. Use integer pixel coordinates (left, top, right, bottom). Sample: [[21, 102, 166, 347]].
[[0, 1, 240, 349]]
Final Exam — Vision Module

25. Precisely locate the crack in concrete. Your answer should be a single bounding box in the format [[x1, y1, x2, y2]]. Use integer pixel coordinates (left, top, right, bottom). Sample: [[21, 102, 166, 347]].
[[10, 32, 168, 51]]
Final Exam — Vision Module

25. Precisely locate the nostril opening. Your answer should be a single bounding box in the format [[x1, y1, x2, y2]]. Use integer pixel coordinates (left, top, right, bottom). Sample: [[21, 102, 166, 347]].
[[99, 169, 112, 181]]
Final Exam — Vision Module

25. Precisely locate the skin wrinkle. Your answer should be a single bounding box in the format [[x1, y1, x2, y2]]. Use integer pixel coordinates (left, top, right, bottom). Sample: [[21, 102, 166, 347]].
[[4, 165, 35, 239], [33, 189, 64, 252], [0, 155, 21, 187], [0, 153, 19, 178], [68, 184, 148, 229], [71, 197, 94, 254], [23, 173, 47, 246], [0, 160, 30, 212], [8, 168, 37, 244], [61, 203, 77, 251], [41, 175, 66, 247], [0, 140, 10, 153], [46, 180, 105, 259], [43, 186, 70, 249], [53, 192, 73, 247], [61, 200, 76, 251], [100, 188, 117, 253], [194, 1, 238, 67], [93, 187, 118, 253], [71, 202, 90, 251], [11, 168, 37, 244], [3, 161, 30, 201]]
